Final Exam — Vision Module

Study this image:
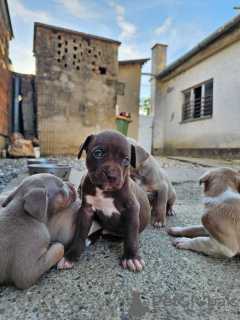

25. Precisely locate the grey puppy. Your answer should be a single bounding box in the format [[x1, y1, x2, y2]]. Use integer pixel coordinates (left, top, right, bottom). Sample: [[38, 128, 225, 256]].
[[0, 173, 77, 290], [127, 138, 176, 228]]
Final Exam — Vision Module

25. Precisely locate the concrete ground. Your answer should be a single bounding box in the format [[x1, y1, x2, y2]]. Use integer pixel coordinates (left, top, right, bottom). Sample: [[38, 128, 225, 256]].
[[1, 156, 240, 320]]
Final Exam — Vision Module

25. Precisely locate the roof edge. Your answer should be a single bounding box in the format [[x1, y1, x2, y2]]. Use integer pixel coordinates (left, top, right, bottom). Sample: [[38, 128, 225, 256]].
[[33, 22, 121, 52], [2, 0, 14, 39], [118, 58, 150, 66], [156, 11, 240, 80]]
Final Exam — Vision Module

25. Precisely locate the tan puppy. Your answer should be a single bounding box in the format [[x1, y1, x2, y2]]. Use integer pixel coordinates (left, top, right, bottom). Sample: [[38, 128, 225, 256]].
[[169, 167, 240, 258], [47, 196, 102, 251], [127, 137, 176, 228], [0, 173, 77, 290]]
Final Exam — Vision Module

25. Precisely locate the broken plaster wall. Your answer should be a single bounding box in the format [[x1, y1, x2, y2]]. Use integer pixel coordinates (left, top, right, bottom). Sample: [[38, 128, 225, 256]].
[[34, 24, 120, 156]]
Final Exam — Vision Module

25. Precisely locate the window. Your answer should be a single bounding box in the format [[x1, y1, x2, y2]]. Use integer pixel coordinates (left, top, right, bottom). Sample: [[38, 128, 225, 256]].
[[117, 83, 125, 96], [182, 80, 213, 122]]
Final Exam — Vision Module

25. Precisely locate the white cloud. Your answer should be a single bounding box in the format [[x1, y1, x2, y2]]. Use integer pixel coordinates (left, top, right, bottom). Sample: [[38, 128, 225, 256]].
[[117, 16, 136, 39], [155, 17, 173, 35], [154, 20, 207, 64], [9, 0, 50, 23], [53, 0, 105, 20], [108, 1, 136, 40]]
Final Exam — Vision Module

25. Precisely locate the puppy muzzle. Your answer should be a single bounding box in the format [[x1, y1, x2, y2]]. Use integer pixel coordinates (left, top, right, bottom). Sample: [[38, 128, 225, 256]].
[[90, 169, 123, 191]]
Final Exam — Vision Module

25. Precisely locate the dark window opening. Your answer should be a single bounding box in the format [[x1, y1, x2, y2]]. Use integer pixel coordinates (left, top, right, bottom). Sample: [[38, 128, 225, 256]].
[[92, 61, 95, 65], [99, 67, 106, 75], [88, 50, 91, 54], [82, 38, 91, 46], [58, 35, 61, 40], [58, 43, 62, 48], [65, 48, 68, 53], [65, 40, 68, 45], [73, 61, 75, 66], [73, 54, 76, 59], [79, 44, 82, 47], [99, 52, 101, 56], [74, 46, 77, 50], [73, 39, 76, 43], [58, 51, 61, 55], [64, 64, 67, 68], [94, 54, 97, 58], [77, 66, 80, 70], [193, 86, 202, 118], [62, 56, 66, 60], [78, 59, 80, 63], [81, 52, 83, 56], [57, 58, 61, 62]]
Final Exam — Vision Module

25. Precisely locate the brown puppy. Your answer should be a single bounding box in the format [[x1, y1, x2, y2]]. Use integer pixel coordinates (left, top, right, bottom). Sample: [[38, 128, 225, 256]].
[[168, 168, 240, 257], [57, 130, 151, 272], [127, 137, 176, 228], [0, 173, 77, 290]]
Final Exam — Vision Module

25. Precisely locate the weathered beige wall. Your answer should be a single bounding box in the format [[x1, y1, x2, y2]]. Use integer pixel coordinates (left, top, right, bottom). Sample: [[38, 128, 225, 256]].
[[152, 33, 240, 156], [34, 24, 120, 155], [117, 63, 142, 140]]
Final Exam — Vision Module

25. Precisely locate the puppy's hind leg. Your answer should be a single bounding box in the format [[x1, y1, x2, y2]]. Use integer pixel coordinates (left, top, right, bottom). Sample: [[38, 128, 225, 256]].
[[167, 188, 176, 216], [168, 225, 209, 238], [14, 242, 64, 290], [172, 236, 236, 258], [152, 182, 168, 228]]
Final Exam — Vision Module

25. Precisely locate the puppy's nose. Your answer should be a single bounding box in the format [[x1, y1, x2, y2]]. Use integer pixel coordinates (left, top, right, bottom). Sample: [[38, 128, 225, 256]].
[[105, 172, 117, 183]]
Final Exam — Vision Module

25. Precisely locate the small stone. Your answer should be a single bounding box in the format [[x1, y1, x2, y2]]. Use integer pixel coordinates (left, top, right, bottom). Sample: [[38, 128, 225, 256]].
[[0, 309, 5, 315]]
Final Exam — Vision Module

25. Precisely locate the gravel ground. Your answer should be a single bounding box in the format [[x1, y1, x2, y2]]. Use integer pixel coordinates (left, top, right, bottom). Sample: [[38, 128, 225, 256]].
[[0, 156, 240, 320]]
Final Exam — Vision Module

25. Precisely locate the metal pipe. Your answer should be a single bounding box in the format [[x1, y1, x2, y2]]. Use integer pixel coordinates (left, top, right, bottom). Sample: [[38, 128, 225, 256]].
[[13, 76, 20, 132]]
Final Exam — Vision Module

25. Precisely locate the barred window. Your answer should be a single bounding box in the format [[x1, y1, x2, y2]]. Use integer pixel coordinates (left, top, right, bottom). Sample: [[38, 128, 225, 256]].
[[182, 80, 213, 122]]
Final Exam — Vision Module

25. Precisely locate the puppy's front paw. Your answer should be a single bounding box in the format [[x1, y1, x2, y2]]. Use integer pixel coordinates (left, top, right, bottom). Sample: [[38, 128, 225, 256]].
[[152, 219, 166, 228], [121, 258, 145, 272], [172, 237, 192, 249], [168, 226, 184, 236], [57, 257, 74, 270]]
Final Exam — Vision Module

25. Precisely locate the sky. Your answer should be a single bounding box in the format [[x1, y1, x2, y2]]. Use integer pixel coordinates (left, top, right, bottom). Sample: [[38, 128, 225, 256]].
[[8, 0, 240, 99]]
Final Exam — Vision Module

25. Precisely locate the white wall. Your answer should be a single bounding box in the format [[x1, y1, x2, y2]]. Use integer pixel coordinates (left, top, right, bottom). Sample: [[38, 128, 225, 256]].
[[158, 41, 240, 152], [138, 115, 153, 154]]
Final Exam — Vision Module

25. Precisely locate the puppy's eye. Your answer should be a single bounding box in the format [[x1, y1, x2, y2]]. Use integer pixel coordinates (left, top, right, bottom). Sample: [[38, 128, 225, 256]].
[[94, 150, 102, 158], [123, 157, 129, 165]]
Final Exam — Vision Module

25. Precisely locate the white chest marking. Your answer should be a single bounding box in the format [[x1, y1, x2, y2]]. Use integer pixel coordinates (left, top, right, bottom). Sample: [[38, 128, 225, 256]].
[[86, 188, 120, 217], [204, 187, 240, 206]]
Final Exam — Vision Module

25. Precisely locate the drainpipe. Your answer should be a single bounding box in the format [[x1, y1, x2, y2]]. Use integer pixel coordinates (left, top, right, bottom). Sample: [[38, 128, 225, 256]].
[[13, 75, 20, 133]]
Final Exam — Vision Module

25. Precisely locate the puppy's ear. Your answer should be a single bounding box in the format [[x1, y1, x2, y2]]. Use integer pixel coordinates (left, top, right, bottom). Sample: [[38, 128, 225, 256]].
[[130, 144, 136, 168], [199, 172, 211, 185], [133, 145, 150, 168], [23, 188, 48, 221], [78, 135, 93, 159], [2, 187, 19, 207]]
